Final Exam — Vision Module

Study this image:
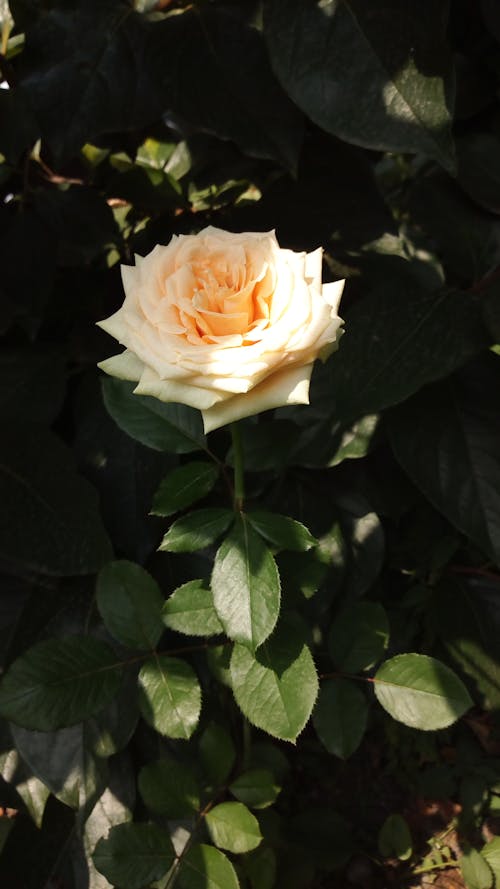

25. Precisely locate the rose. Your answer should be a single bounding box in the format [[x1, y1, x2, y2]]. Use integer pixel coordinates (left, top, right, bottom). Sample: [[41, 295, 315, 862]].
[[97, 227, 344, 433]]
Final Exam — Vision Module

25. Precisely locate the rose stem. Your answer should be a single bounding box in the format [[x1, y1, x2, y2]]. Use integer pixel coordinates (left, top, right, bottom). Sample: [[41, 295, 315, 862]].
[[230, 422, 245, 512]]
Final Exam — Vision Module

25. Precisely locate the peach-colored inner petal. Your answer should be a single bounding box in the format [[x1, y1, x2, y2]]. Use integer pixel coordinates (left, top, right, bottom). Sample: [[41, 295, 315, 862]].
[[137, 246, 279, 347]]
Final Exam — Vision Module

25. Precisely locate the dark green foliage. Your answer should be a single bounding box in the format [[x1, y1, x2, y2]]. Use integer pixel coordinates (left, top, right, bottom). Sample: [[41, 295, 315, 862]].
[[1, 1, 499, 886]]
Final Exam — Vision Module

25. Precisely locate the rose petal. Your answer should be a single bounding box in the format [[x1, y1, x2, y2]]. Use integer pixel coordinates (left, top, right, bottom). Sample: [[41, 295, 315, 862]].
[[134, 366, 227, 410], [98, 349, 144, 381], [305, 247, 323, 289], [201, 362, 313, 433], [322, 279, 345, 312]]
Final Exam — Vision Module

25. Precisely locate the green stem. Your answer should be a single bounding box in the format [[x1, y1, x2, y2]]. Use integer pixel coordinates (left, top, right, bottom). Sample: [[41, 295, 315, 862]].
[[230, 422, 245, 511]]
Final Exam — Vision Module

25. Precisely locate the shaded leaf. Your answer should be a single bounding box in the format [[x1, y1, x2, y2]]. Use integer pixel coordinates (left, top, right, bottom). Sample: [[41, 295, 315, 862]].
[[102, 378, 206, 454], [138, 756, 199, 818], [435, 578, 500, 710], [0, 745, 50, 828], [0, 348, 66, 424], [96, 560, 164, 650], [457, 133, 500, 213], [229, 769, 281, 809], [12, 722, 107, 818], [159, 509, 234, 553], [151, 462, 219, 517], [246, 511, 317, 552], [265, 0, 455, 170], [291, 808, 353, 871], [177, 843, 239, 889], [388, 365, 500, 566], [199, 723, 236, 787], [137, 655, 201, 739], [0, 637, 122, 731], [329, 602, 389, 672], [324, 284, 487, 425], [0, 424, 112, 576], [152, 7, 303, 171], [378, 814, 412, 861], [93, 822, 175, 889], [313, 678, 368, 759], [77, 759, 134, 889]]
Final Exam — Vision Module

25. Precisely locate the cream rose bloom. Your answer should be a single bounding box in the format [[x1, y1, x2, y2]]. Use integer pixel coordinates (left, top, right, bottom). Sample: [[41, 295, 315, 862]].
[[97, 227, 344, 433]]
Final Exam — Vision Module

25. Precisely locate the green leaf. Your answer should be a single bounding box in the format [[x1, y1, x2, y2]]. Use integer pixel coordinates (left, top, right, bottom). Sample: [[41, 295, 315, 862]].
[[211, 515, 281, 652], [328, 602, 389, 672], [435, 578, 500, 710], [163, 580, 223, 638], [19, 4, 161, 161], [0, 424, 112, 576], [138, 756, 199, 818], [291, 808, 353, 871], [242, 845, 277, 889], [0, 637, 122, 731], [229, 769, 281, 809], [388, 368, 500, 566], [205, 801, 262, 854], [78, 756, 135, 889], [457, 133, 500, 213], [408, 174, 500, 283], [0, 818, 13, 856], [21, 3, 302, 170], [0, 348, 66, 424], [151, 462, 219, 517], [481, 838, 500, 885], [199, 723, 236, 787], [102, 378, 206, 454], [206, 644, 233, 689], [92, 822, 175, 889], [0, 88, 39, 164], [159, 508, 234, 553], [336, 494, 385, 598], [323, 284, 487, 426], [460, 848, 494, 889], [313, 678, 368, 759], [176, 843, 239, 889], [96, 560, 164, 650], [230, 617, 318, 742], [12, 722, 107, 818], [265, 0, 455, 171], [0, 204, 56, 334], [378, 814, 413, 861], [327, 414, 380, 468], [230, 420, 298, 471], [0, 744, 49, 828], [246, 511, 317, 552], [151, 7, 303, 172], [374, 654, 473, 730], [137, 655, 201, 739]]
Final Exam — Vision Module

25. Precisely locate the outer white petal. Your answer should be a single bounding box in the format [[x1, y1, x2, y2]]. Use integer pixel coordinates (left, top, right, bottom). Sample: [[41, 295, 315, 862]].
[[97, 349, 145, 381], [201, 362, 314, 433], [322, 279, 345, 313], [305, 247, 323, 289], [134, 366, 227, 410], [96, 308, 130, 343]]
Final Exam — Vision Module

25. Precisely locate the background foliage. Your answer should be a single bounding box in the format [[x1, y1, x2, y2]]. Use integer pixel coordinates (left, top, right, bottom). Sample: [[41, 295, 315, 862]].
[[1, 0, 500, 887]]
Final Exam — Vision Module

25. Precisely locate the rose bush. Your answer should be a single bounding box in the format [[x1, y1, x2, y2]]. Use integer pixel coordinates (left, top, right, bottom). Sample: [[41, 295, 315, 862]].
[[98, 227, 344, 432]]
